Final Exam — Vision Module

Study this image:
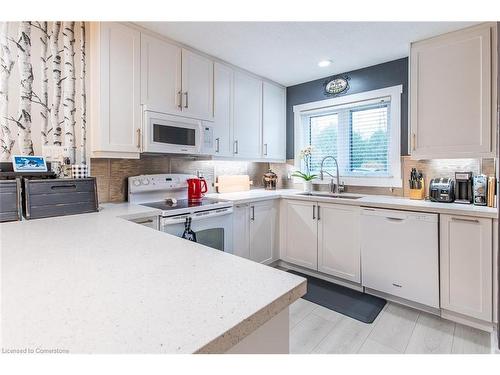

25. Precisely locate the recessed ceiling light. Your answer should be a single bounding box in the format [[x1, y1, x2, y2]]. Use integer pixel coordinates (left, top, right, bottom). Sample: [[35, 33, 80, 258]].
[[318, 59, 332, 67]]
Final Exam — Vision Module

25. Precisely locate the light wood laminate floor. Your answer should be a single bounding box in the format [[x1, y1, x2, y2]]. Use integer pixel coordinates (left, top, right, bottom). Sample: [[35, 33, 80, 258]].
[[289, 298, 495, 354]]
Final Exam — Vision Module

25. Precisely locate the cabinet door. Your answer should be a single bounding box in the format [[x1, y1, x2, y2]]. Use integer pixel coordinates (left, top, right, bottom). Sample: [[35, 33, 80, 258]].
[[181, 49, 214, 121], [280, 200, 317, 269], [440, 214, 492, 321], [232, 204, 250, 259], [410, 23, 494, 158], [213, 63, 233, 157], [318, 204, 360, 282], [141, 34, 182, 114], [97, 22, 141, 154], [249, 201, 277, 264], [233, 72, 262, 159], [262, 81, 286, 161]]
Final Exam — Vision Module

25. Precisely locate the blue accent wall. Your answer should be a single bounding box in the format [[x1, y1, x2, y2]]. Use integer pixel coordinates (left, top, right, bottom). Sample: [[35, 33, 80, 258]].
[[286, 57, 409, 159]]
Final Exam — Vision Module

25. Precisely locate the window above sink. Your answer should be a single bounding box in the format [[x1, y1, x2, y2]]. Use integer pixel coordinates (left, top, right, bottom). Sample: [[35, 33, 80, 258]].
[[293, 85, 403, 188]]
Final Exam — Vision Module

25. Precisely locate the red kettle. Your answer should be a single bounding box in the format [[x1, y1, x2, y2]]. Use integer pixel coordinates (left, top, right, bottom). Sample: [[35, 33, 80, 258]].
[[187, 177, 208, 202]]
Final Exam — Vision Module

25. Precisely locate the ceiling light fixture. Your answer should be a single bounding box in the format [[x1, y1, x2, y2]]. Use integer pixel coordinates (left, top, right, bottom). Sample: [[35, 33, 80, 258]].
[[318, 59, 332, 67]]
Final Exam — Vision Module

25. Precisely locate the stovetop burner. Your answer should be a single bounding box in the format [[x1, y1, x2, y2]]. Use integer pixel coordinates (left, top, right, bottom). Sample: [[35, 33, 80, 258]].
[[140, 198, 223, 211]]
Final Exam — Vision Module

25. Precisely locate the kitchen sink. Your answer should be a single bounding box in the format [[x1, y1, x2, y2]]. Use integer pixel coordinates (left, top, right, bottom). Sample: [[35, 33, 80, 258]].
[[297, 192, 363, 200]]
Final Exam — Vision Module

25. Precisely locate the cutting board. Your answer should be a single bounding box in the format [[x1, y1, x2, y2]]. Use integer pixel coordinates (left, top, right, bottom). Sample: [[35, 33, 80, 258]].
[[215, 175, 253, 193]]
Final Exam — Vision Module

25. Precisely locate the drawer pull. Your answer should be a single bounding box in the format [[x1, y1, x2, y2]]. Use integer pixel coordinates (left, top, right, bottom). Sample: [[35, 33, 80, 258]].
[[50, 184, 77, 190], [451, 217, 479, 224], [392, 283, 402, 288], [136, 219, 154, 224]]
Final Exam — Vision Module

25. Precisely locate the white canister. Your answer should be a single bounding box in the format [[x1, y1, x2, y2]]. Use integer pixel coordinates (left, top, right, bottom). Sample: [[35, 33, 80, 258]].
[[71, 164, 89, 179]]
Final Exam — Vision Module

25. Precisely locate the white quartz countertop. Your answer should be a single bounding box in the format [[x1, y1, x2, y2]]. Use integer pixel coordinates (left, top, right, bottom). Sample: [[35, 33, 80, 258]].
[[0, 204, 306, 354], [208, 189, 498, 218]]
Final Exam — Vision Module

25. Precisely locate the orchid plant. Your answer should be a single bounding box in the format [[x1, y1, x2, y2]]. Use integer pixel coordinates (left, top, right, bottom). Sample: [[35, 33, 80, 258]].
[[292, 146, 317, 181]]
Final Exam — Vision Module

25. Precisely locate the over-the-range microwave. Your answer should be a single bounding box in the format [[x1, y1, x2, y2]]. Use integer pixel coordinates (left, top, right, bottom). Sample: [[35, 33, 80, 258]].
[[142, 110, 214, 155]]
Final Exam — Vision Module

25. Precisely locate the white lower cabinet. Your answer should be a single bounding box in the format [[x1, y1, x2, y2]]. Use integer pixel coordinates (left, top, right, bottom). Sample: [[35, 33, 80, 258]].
[[232, 200, 278, 264], [440, 214, 493, 322], [232, 204, 250, 259], [318, 204, 360, 283], [280, 200, 361, 282], [249, 201, 277, 264], [280, 199, 318, 269]]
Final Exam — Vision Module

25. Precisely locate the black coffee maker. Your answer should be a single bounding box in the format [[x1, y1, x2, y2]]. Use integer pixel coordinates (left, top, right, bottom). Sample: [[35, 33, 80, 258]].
[[454, 172, 473, 204]]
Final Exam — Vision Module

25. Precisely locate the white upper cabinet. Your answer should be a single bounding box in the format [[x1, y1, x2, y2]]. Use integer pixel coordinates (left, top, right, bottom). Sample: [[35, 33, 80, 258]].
[[440, 214, 493, 322], [410, 23, 497, 159], [213, 62, 234, 157], [181, 49, 214, 121], [233, 71, 263, 159], [90, 22, 142, 158], [140, 37, 213, 121], [141, 34, 182, 114], [262, 81, 286, 161]]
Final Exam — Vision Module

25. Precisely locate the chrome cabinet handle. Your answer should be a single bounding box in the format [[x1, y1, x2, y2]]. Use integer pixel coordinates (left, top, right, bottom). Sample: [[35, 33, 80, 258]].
[[251, 206, 255, 221], [412, 133, 416, 151], [312, 205, 316, 220], [215, 138, 220, 153], [451, 217, 480, 224], [136, 128, 141, 149], [177, 91, 183, 109], [317, 205, 320, 221], [264, 143, 268, 156], [234, 140, 238, 154], [183, 92, 189, 108]]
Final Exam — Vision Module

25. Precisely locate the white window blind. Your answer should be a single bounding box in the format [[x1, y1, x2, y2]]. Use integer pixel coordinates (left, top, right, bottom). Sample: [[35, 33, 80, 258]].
[[303, 97, 392, 177]]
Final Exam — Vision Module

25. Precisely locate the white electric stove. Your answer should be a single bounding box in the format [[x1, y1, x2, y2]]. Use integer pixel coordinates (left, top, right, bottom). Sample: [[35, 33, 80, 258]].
[[128, 174, 233, 252]]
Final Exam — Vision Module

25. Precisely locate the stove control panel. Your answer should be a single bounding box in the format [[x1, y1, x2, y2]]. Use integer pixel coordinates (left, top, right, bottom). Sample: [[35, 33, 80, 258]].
[[128, 174, 195, 193]]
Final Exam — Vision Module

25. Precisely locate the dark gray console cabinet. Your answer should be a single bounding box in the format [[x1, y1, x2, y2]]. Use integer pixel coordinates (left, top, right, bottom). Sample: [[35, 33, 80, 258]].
[[24, 178, 98, 220]]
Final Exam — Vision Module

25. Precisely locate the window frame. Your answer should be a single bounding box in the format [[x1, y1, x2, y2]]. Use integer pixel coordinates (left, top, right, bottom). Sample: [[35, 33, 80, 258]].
[[293, 85, 403, 188]]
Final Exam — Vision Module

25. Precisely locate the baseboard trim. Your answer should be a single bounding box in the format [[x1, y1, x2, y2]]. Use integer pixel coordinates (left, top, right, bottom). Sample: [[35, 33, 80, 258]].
[[441, 309, 494, 333], [276, 261, 363, 292], [364, 287, 441, 316]]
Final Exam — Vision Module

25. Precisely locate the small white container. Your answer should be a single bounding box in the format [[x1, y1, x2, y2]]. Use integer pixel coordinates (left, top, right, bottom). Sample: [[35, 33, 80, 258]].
[[71, 164, 89, 179]]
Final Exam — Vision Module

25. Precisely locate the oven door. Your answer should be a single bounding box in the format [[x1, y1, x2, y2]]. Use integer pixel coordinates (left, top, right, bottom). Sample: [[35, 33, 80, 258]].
[[143, 110, 202, 154], [160, 210, 233, 253]]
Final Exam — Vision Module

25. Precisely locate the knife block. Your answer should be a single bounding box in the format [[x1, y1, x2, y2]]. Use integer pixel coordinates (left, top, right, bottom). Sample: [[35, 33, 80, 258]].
[[409, 179, 425, 200]]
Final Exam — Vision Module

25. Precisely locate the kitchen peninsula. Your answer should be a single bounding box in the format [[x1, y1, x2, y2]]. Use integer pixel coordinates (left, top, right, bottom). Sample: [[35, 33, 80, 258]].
[[0, 204, 306, 354]]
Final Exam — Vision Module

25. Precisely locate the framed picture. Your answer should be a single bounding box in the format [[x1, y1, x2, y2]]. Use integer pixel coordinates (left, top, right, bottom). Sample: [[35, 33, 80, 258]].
[[11, 155, 48, 172]]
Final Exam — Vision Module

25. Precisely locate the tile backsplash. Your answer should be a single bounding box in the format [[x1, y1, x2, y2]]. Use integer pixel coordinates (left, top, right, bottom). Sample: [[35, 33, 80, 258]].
[[270, 156, 497, 198], [91, 155, 496, 203], [90, 156, 270, 203]]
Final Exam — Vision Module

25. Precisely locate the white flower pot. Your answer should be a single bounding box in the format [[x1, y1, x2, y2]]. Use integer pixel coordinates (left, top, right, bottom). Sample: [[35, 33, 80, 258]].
[[303, 181, 313, 193]]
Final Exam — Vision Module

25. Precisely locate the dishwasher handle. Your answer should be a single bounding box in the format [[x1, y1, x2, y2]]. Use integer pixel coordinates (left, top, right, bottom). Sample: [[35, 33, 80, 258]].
[[385, 216, 405, 222]]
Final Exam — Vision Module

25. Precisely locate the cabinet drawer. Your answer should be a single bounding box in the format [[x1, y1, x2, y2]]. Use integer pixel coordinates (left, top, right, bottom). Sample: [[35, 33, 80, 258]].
[[24, 178, 98, 220], [26, 179, 95, 195], [0, 180, 21, 222]]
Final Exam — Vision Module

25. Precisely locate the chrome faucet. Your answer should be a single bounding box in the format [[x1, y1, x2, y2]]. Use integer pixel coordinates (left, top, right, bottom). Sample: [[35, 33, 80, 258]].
[[320, 156, 345, 194]]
